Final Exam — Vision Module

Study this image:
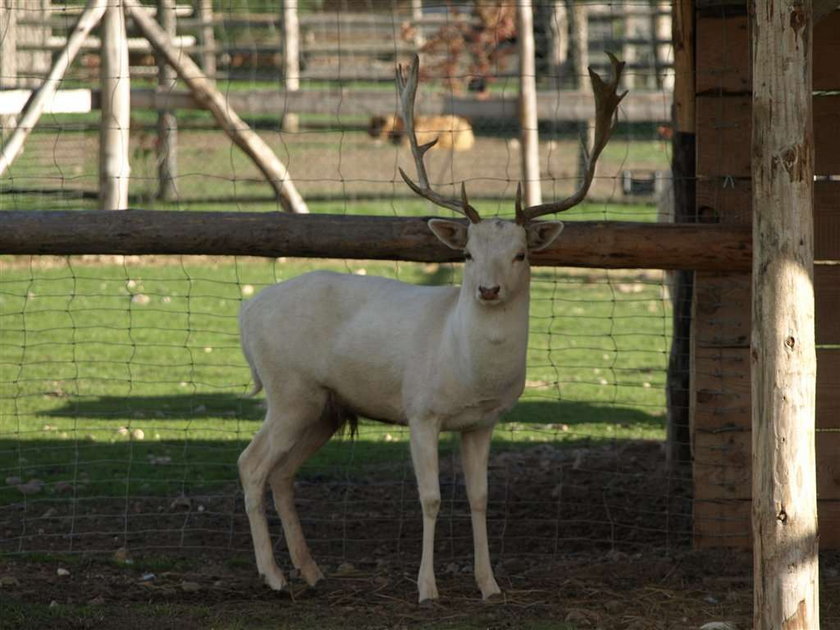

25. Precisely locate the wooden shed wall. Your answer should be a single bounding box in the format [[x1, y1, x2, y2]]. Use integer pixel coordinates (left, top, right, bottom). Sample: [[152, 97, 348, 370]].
[[692, 5, 840, 547]]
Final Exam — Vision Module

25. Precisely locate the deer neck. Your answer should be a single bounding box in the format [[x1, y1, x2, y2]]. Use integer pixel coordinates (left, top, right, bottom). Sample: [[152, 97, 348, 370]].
[[447, 282, 531, 390]]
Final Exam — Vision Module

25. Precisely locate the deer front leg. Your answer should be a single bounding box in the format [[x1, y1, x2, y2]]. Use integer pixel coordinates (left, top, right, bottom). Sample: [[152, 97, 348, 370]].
[[409, 419, 441, 603], [460, 426, 501, 600]]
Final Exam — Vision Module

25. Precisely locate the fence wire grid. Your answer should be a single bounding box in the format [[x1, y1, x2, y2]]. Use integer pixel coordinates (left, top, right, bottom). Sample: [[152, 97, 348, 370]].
[[0, 0, 690, 569]]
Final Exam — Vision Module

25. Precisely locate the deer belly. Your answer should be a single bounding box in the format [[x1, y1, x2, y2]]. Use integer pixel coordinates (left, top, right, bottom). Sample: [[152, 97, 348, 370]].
[[326, 369, 405, 425], [440, 399, 513, 432]]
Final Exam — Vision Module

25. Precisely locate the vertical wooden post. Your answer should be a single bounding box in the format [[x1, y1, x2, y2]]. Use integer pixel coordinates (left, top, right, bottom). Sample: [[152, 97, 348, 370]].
[[99, 0, 130, 210], [652, 1, 673, 91], [622, 1, 644, 89], [0, 1, 16, 86], [570, 2, 593, 187], [752, 1, 819, 628], [0, 0, 107, 176], [0, 0, 18, 136], [156, 0, 177, 200], [547, 1, 568, 88], [665, 0, 694, 470], [411, 0, 424, 50], [197, 0, 216, 79], [124, 0, 308, 213], [282, 0, 300, 133], [517, 0, 541, 207], [18, 0, 51, 88]]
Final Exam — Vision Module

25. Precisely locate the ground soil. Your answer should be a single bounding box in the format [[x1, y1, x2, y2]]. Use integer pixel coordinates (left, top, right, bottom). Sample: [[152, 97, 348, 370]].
[[2, 442, 839, 629]]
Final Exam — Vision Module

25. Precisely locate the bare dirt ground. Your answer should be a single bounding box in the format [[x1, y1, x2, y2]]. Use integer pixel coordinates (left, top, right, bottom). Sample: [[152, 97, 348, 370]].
[[3, 441, 840, 629]]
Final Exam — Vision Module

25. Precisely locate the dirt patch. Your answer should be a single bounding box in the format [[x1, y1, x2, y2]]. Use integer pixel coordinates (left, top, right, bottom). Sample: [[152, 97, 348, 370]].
[[2, 442, 839, 629], [2, 549, 761, 630]]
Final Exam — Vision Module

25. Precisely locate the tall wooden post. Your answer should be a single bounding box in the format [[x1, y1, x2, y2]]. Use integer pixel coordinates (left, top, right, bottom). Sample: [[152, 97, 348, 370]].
[[0, 0, 18, 136], [665, 0, 694, 470], [652, 1, 673, 91], [99, 0, 131, 210], [622, 1, 646, 89], [0, 1, 16, 86], [570, 2, 593, 187], [517, 0, 541, 207], [411, 0, 424, 50], [156, 0, 178, 200], [0, 0, 107, 176], [123, 0, 308, 213], [547, 2, 568, 88], [282, 0, 300, 133], [751, 1, 819, 628], [197, 0, 216, 79]]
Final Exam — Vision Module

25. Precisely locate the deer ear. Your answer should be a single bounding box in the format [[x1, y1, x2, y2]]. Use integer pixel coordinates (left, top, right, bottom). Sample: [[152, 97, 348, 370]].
[[526, 221, 564, 252], [428, 219, 469, 250]]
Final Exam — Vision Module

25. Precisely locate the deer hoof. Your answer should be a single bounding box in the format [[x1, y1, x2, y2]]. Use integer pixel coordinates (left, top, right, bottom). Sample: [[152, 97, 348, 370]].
[[261, 569, 288, 592]]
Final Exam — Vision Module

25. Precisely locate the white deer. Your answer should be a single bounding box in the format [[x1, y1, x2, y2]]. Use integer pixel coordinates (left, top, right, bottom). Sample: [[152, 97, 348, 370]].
[[238, 54, 625, 603]]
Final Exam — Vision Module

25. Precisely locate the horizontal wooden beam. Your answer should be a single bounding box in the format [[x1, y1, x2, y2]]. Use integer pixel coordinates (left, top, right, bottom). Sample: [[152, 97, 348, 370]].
[[124, 88, 671, 122], [0, 88, 669, 124], [0, 89, 91, 115], [0, 211, 751, 271]]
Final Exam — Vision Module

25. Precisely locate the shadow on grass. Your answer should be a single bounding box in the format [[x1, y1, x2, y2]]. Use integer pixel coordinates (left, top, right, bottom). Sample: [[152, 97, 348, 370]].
[[40, 393, 267, 422], [39, 393, 664, 428], [3, 397, 671, 559]]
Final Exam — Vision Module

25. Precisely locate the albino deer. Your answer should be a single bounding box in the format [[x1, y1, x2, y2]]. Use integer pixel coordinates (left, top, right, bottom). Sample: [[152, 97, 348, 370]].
[[238, 54, 625, 603]]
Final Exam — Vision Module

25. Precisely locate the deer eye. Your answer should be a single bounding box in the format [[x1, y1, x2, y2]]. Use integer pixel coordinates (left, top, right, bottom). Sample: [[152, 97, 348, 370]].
[[464, 251, 473, 261], [514, 252, 526, 262]]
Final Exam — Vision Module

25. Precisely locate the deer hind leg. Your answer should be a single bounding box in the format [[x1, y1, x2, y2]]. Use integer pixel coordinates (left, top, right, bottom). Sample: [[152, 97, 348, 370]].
[[238, 383, 328, 591], [460, 426, 501, 600], [239, 420, 288, 591], [268, 402, 339, 587]]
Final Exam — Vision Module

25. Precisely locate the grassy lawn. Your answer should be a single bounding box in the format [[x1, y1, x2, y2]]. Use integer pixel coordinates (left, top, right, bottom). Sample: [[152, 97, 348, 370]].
[[0, 120, 671, 509], [0, 254, 669, 506]]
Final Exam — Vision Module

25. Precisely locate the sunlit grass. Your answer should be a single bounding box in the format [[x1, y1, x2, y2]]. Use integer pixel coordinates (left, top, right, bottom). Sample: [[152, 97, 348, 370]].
[[0, 255, 669, 503]]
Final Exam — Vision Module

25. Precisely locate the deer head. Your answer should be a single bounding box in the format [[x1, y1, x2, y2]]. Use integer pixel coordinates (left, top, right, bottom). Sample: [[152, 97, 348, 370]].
[[396, 54, 626, 305]]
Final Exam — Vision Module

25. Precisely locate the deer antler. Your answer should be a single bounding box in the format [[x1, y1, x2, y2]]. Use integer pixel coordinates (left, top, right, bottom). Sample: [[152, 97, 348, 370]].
[[516, 53, 627, 225], [396, 55, 481, 224]]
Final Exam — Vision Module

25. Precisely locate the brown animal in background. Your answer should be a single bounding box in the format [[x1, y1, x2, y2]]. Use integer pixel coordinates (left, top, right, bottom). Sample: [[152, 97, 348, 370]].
[[368, 114, 475, 151]]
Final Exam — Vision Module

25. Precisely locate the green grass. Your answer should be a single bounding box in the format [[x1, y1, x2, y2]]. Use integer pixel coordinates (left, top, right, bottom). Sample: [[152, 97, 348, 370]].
[[0, 118, 670, 508], [0, 254, 669, 505]]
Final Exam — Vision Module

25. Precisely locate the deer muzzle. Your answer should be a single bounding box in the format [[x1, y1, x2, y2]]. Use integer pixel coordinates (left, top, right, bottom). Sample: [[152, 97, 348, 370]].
[[478, 285, 501, 302]]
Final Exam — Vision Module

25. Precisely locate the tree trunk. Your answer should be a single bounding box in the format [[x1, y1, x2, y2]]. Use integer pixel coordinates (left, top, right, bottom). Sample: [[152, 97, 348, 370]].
[[751, 1, 819, 628]]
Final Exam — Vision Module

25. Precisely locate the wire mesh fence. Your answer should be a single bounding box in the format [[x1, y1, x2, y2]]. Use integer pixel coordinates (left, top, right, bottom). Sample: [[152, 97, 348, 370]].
[[0, 0, 690, 583], [0, 255, 688, 558]]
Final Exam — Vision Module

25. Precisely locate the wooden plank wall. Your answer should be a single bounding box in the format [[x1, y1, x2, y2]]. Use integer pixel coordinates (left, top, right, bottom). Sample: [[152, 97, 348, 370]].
[[692, 5, 840, 548]]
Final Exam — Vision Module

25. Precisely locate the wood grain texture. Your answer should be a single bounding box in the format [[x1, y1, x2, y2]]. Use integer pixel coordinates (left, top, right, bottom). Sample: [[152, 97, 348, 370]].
[[751, 1, 818, 625], [695, 10, 840, 92], [694, 499, 840, 549], [692, 347, 840, 432], [697, 95, 840, 177], [816, 180, 840, 261], [0, 211, 753, 271]]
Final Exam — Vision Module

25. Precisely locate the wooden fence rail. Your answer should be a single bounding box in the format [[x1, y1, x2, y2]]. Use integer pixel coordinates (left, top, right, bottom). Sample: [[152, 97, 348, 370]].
[[0, 211, 751, 272]]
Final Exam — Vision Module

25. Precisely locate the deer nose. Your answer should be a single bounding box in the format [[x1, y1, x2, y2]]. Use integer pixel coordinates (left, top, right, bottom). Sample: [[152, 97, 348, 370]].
[[479, 285, 501, 300]]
